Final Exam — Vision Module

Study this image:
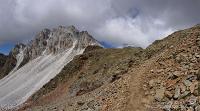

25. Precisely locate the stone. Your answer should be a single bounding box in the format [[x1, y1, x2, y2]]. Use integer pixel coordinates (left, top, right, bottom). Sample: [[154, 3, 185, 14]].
[[163, 101, 173, 111], [180, 83, 186, 93], [150, 90, 155, 95], [198, 96, 200, 103], [193, 89, 199, 96], [150, 69, 154, 73], [196, 105, 200, 111], [187, 95, 197, 107], [174, 85, 181, 99], [143, 84, 148, 91], [186, 75, 197, 81], [173, 71, 182, 77], [166, 79, 180, 88], [171, 101, 180, 110], [196, 37, 200, 47], [149, 79, 156, 88], [87, 100, 100, 110], [184, 80, 192, 87], [180, 91, 190, 99], [195, 54, 200, 58], [190, 81, 198, 94], [164, 91, 173, 99], [167, 72, 178, 80], [180, 104, 187, 111], [154, 86, 165, 101], [196, 69, 200, 80], [175, 54, 188, 63], [77, 101, 85, 106], [187, 107, 194, 111]]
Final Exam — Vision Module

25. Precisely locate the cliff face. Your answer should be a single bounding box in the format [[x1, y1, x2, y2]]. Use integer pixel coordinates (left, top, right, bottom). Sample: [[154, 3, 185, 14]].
[[0, 53, 7, 69], [20, 25, 200, 111]]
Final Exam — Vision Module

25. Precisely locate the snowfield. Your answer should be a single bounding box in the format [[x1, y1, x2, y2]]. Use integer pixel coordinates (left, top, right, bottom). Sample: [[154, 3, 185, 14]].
[[0, 41, 84, 109]]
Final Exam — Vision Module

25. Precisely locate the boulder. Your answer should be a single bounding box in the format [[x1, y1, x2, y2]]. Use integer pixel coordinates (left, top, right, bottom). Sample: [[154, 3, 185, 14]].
[[174, 85, 180, 99], [189, 81, 198, 94], [164, 91, 173, 99], [183, 80, 192, 87], [154, 86, 165, 101]]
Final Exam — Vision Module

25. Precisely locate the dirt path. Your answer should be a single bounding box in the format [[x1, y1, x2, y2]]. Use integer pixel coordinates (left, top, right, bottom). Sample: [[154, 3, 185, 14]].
[[126, 57, 159, 111]]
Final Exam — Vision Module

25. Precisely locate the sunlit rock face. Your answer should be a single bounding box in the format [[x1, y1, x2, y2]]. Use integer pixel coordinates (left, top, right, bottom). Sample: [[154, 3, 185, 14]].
[[23, 25, 100, 60]]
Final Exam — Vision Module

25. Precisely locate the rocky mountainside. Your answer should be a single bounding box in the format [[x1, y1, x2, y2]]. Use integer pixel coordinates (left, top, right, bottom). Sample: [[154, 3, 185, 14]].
[[142, 25, 200, 111], [0, 25, 200, 111], [17, 25, 200, 111], [0, 26, 100, 110]]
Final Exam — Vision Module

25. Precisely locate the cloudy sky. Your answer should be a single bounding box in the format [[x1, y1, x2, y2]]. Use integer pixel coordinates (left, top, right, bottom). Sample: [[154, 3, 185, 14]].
[[0, 0, 200, 54]]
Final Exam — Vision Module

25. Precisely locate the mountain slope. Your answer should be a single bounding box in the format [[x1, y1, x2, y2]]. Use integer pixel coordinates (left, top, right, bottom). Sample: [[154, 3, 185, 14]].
[[0, 26, 100, 110], [19, 25, 200, 111], [21, 46, 144, 111]]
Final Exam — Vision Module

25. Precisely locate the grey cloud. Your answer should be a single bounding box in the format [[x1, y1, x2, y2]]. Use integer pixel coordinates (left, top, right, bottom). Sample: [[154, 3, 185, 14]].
[[0, 0, 200, 47]]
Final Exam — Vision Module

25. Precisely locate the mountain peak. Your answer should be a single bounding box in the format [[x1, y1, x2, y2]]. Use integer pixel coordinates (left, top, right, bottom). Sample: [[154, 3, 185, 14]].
[[0, 25, 101, 109], [54, 25, 79, 34], [23, 25, 100, 59], [66, 25, 78, 32]]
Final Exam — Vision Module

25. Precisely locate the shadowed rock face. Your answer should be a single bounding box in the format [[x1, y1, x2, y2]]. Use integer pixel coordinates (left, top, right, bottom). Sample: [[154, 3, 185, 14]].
[[0, 44, 26, 79], [0, 53, 7, 68], [0, 53, 8, 78], [0, 55, 16, 79]]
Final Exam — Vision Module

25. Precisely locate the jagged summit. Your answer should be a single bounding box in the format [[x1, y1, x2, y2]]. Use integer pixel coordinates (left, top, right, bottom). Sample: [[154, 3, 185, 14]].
[[22, 25, 100, 60]]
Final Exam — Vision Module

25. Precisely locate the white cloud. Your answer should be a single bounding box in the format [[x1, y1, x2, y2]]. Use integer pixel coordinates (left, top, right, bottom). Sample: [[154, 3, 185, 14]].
[[96, 16, 173, 48], [0, 0, 199, 48]]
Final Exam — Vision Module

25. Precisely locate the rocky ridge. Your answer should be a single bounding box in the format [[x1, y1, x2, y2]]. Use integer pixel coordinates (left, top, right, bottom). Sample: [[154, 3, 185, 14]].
[[142, 25, 200, 111]]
